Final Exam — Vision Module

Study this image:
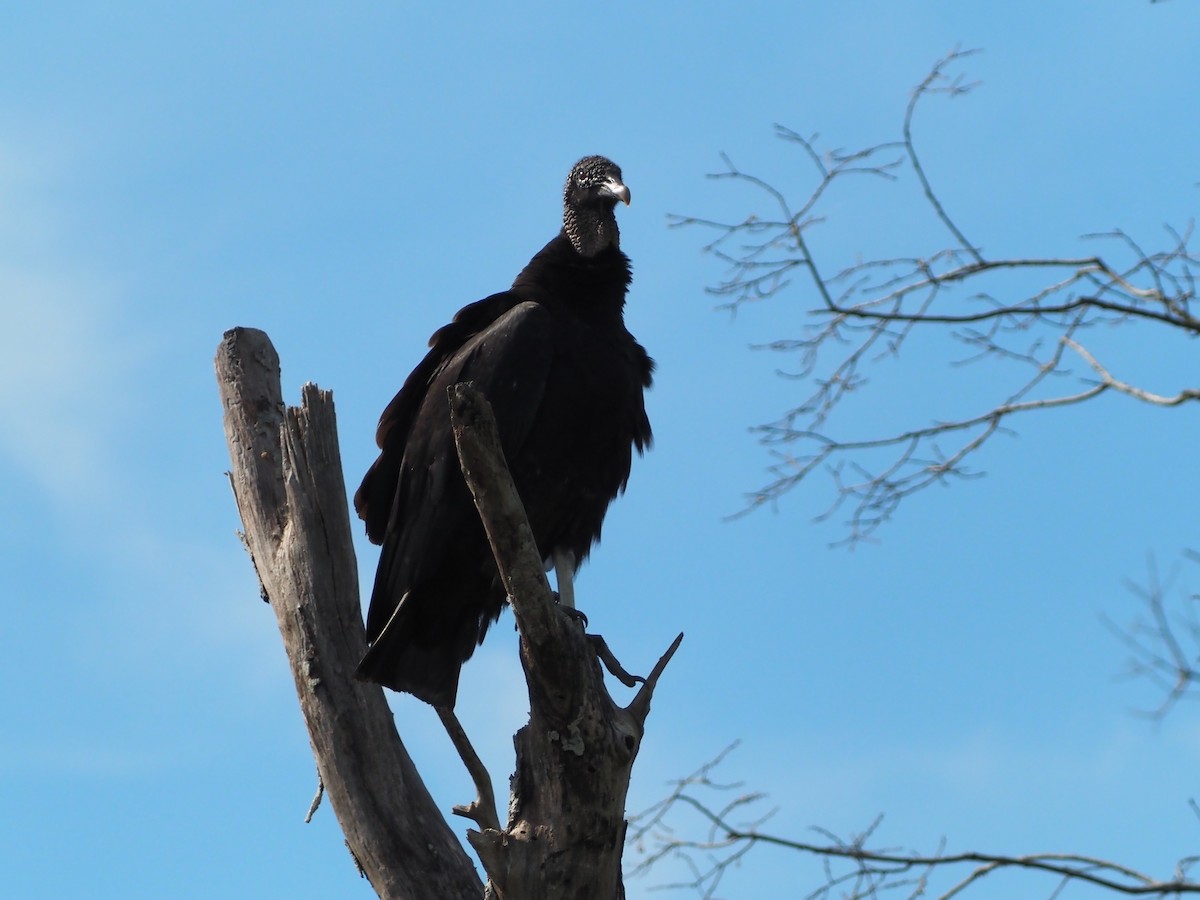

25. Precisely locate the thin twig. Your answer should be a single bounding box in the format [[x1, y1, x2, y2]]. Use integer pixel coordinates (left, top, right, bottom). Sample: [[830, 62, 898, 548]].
[[437, 706, 501, 834]]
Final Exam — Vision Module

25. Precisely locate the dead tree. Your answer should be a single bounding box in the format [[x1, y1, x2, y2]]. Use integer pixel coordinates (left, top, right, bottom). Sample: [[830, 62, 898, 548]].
[[215, 326, 680, 900]]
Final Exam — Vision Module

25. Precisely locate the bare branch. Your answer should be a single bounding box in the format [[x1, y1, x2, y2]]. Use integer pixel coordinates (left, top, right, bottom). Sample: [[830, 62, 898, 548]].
[[679, 52, 1200, 542], [631, 747, 1200, 899], [903, 47, 984, 263], [1066, 339, 1200, 406], [437, 706, 501, 834]]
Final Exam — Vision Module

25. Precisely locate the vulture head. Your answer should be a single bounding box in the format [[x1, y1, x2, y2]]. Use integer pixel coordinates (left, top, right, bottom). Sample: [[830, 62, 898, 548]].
[[563, 155, 630, 257]]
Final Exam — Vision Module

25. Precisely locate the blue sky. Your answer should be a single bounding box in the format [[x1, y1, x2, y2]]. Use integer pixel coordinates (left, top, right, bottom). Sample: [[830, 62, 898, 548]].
[[3, 3, 1198, 898]]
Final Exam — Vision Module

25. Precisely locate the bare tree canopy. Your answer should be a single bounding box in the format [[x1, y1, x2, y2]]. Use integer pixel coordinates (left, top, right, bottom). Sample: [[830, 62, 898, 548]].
[[634, 47, 1200, 900], [675, 48, 1199, 544]]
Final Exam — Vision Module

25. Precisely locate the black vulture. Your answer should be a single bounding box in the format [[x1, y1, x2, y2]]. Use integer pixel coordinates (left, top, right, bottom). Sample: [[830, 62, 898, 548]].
[[353, 156, 653, 708]]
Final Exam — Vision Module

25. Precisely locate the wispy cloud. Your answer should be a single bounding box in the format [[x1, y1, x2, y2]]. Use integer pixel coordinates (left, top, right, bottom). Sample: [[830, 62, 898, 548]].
[[0, 138, 145, 514], [0, 271, 140, 500], [0, 137, 281, 697]]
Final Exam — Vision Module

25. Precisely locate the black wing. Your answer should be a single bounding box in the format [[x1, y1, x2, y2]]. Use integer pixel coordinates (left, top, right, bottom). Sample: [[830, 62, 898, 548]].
[[354, 290, 532, 543], [354, 299, 558, 703]]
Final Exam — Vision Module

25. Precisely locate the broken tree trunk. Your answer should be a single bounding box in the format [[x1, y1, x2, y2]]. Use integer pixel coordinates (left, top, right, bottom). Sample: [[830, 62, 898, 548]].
[[215, 328, 680, 900], [215, 327, 483, 899]]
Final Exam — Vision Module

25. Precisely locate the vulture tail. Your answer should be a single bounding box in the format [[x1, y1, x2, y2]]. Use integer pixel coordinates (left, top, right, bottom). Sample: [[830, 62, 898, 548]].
[[354, 592, 474, 709]]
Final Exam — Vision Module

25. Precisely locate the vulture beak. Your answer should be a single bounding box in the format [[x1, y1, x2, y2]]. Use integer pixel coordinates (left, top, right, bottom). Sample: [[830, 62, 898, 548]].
[[601, 177, 632, 206]]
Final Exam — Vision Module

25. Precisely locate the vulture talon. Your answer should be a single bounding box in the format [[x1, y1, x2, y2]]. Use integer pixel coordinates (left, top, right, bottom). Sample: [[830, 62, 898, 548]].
[[557, 602, 589, 629]]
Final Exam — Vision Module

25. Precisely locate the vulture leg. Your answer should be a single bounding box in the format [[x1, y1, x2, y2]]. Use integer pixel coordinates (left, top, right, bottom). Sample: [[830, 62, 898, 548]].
[[553, 548, 577, 609], [552, 548, 589, 628]]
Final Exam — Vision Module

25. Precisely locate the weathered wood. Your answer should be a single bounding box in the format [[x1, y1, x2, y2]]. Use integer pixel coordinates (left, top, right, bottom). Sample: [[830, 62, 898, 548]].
[[216, 328, 678, 900], [448, 383, 682, 900], [215, 327, 483, 900]]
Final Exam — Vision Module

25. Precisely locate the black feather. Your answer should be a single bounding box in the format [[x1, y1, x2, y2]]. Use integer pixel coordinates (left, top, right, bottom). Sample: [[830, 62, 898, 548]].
[[353, 156, 653, 707]]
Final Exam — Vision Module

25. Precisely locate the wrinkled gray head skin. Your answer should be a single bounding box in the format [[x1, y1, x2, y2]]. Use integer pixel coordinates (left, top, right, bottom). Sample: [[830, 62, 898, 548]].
[[563, 155, 630, 257]]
